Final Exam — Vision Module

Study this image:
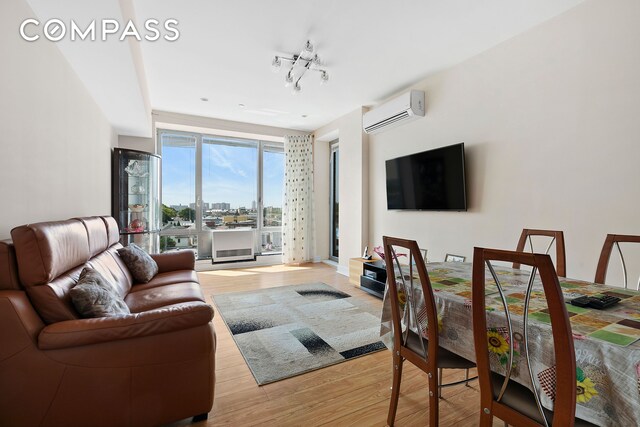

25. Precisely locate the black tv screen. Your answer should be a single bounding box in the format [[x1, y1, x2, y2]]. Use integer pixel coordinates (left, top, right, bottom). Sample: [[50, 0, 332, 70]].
[[385, 143, 467, 211]]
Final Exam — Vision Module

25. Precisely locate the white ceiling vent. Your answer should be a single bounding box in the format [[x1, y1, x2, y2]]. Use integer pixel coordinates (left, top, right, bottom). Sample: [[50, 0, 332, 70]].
[[363, 90, 425, 134]]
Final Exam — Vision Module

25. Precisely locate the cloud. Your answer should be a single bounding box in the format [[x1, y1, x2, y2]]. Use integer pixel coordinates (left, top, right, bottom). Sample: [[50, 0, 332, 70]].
[[207, 146, 251, 178]]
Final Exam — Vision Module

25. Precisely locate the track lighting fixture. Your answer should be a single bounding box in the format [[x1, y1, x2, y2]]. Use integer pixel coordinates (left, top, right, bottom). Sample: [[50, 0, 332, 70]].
[[271, 40, 329, 94]]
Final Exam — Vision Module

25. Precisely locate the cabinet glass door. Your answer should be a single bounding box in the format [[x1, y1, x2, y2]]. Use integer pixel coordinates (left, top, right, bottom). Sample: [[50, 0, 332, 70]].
[[112, 148, 161, 253]]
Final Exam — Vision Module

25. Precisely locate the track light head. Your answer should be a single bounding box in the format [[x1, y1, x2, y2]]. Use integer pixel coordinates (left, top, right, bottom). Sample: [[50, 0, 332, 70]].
[[304, 40, 313, 53], [271, 56, 281, 71], [284, 71, 294, 87]]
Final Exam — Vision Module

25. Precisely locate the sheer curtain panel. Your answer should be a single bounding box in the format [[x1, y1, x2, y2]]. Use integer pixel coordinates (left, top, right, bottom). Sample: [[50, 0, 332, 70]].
[[282, 135, 315, 264]]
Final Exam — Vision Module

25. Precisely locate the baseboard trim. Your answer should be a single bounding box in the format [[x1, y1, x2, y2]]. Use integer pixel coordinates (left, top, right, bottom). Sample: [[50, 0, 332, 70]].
[[322, 259, 338, 268]]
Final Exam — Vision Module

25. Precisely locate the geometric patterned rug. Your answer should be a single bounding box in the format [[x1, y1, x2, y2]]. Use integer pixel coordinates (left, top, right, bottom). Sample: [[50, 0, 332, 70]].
[[212, 282, 386, 385]]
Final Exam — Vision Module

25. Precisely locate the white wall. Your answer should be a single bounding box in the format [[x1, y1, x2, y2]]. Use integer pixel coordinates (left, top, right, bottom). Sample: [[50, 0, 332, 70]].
[[118, 135, 155, 154], [315, 107, 369, 271], [313, 131, 332, 262], [368, 0, 640, 282], [0, 0, 116, 239]]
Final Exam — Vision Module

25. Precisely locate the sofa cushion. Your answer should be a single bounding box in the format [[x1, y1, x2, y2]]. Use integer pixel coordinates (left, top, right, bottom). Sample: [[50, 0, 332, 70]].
[[38, 301, 213, 350], [26, 266, 82, 323], [131, 270, 199, 292], [117, 243, 158, 283], [88, 246, 133, 297], [70, 268, 130, 318], [75, 217, 110, 258], [125, 282, 205, 313], [11, 220, 90, 287], [101, 216, 120, 247]]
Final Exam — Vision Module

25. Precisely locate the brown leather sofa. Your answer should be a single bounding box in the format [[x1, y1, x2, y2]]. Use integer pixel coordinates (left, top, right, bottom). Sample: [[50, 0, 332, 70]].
[[0, 216, 215, 427]]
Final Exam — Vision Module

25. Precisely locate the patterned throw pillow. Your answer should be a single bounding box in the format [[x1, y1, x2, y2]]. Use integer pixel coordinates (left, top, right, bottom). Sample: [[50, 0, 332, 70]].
[[117, 243, 158, 283], [70, 267, 131, 318]]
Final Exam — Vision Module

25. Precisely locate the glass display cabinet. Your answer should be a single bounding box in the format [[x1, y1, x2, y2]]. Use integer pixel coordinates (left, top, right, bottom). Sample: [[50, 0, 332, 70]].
[[112, 148, 161, 253]]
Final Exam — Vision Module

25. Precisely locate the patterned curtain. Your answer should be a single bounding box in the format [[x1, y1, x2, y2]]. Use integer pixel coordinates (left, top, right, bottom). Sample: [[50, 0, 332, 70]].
[[282, 135, 315, 264]]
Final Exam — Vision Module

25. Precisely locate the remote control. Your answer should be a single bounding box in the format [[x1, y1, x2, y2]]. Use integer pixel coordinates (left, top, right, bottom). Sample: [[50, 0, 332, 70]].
[[588, 295, 621, 309], [570, 295, 620, 309], [570, 296, 592, 307]]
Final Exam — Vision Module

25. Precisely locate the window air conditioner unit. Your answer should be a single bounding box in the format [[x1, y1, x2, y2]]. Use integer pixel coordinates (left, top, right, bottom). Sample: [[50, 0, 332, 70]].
[[363, 89, 425, 134], [212, 229, 255, 263]]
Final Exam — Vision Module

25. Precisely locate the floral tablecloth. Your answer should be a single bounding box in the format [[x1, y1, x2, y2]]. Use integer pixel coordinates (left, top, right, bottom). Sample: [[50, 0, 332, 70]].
[[379, 262, 640, 427]]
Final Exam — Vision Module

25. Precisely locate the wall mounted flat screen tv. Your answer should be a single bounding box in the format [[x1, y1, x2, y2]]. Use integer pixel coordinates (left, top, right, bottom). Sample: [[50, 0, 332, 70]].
[[385, 143, 467, 211]]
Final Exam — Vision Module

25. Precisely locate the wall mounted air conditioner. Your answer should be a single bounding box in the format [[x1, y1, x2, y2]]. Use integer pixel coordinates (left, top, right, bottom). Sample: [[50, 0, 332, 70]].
[[363, 89, 425, 134], [211, 228, 255, 263]]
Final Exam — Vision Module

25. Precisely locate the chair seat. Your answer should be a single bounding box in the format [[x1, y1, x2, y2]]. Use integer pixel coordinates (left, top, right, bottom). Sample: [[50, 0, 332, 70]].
[[405, 330, 476, 369], [491, 373, 597, 427]]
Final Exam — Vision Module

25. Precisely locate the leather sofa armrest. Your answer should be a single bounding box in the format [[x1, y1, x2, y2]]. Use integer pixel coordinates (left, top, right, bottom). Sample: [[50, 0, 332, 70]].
[[150, 251, 196, 273], [0, 291, 45, 358], [0, 240, 21, 290], [38, 301, 213, 350]]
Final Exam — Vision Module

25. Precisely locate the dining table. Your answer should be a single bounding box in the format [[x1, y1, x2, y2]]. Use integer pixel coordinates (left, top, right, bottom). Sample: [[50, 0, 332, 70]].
[[379, 261, 640, 427]]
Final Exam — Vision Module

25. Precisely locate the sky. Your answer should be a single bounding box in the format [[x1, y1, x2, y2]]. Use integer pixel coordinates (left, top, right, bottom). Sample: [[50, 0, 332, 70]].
[[161, 137, 284, 209]]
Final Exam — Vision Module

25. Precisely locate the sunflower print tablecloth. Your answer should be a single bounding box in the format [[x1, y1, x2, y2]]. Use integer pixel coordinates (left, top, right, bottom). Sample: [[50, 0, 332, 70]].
[[379, 262, 640, 427]]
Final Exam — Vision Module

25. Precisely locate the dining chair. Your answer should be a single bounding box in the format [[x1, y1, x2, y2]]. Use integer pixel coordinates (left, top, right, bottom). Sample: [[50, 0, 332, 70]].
[[513, 229, 566, 277], [383, 236, 476, 427], [445, 253, 466, 262], [594, 234, 640, 289], [411, 248, 429, 265], [472, 247, 596, 427]]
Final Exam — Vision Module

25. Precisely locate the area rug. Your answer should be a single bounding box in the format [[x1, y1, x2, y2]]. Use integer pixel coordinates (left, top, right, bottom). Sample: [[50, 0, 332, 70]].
[[212, 282, 386, 385]]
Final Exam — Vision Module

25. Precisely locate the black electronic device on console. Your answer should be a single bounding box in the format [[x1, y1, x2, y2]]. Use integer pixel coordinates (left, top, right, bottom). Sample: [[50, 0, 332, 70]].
[[360, 261, 386, 299], [570, 295, 621, 309]]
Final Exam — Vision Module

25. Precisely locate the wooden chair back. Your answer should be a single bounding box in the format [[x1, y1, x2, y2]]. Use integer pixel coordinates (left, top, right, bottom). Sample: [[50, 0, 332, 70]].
[[383, 236, 439, 366], [594, 234, 640, 289], [472, 247, 576, 427], [383, 236, 440, 426], [513, 229, 566, 277]]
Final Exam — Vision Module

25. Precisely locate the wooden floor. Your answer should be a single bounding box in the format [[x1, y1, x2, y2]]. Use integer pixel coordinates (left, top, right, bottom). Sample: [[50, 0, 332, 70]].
[[180, 262, 497, 427]]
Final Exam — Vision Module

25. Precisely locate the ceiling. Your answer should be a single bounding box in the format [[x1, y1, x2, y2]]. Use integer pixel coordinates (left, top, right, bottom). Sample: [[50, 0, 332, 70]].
[[26, 0, 586, 136]]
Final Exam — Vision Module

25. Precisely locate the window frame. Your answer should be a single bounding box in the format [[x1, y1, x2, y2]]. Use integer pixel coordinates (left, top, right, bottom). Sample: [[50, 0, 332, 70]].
[[158, 129, 284, 258]]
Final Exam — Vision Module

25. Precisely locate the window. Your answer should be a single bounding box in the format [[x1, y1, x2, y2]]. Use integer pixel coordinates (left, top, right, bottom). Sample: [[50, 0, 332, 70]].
[[202, 137, 258, 231], [159, 130, 283, 259], [330, 141, 339, 261], [262, 146, 284, 253], [159, 133, 198, 256]]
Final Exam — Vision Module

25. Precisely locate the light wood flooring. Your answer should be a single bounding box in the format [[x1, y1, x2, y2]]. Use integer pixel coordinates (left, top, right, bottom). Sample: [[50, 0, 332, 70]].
[[179, 262, 497, 426]]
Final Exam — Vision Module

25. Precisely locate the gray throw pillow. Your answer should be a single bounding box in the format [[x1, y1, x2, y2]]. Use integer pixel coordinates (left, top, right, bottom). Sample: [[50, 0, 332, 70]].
[[70, 267, 130, 318], [117, 243, 158, 283]]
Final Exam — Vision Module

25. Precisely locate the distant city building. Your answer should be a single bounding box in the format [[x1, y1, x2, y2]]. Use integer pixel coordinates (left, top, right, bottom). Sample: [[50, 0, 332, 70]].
[[251, 200, 256, 210], [173, 236, 196, 249], [162, 219, 195, 229], [223, 215, 249, 223], [212, 202, 230, 210]]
